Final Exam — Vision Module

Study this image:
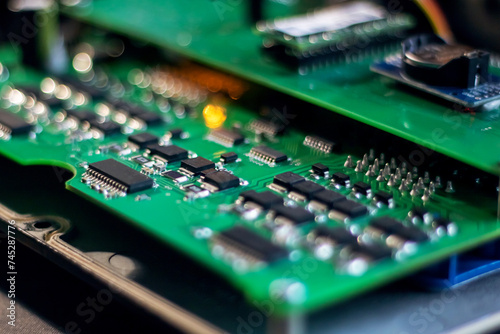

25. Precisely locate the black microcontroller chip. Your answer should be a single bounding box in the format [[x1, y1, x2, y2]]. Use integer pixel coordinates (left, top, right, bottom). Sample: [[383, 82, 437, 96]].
[[148, 144, 188, 162], [370, 216, 401, 234], [86, 158, 153, 193], [332, 172, 350, 186], [311, 189, 346, 209], [65, 109, 97, 122], [312, 163, 329, 176], [331, 200, 368, 219], [271, 204, 315, 225], [349, 244, 392, 261], [210, 128, 245, 146], [0, 109, 32, 135], [250, 145, 288, 163], [169, 128, 184, 139], [373, 191, 393, 205], [432, 218, 452, 229], [200, 168, 218, 177], [128, 132, 159, 149], [204, 171, 240, 190], [392, 224, 429, 243], [273, 172, 305, 191], [215, 226, 288, 263], [221, 152, 238, 164], [89, 119, 121, 135], [353, 181, 371, 196], [240, 190, 283, 210], [290, 180, 324, 199], [181, 157, 215, 175], [314, 226, 358, 246], [133, 111, 163, 125]]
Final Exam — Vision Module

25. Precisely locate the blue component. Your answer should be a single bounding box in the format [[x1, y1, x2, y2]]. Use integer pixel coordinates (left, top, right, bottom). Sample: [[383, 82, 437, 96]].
[[414, 240, 500, 289], [371, 55, 500, 109]]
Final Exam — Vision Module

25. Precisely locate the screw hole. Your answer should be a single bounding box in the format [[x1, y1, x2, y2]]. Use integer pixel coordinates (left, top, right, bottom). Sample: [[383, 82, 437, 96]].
[[33, 221, 53, 229]]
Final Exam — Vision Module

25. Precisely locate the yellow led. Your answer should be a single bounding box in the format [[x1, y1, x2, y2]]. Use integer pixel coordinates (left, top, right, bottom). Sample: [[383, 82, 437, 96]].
[[203, 104, 226, 128]]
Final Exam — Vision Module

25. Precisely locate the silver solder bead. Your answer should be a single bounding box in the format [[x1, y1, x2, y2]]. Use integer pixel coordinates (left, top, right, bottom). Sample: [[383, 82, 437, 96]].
[[355, 160, 363, 172], [445, 181, 455, 193], [399, 179, 409, 192], [344, 155, 355, 168], [390, 158, 397, 170], [410, 184, 419, 197], [387, 174, 397, 187], [376, 169, 385, 182]]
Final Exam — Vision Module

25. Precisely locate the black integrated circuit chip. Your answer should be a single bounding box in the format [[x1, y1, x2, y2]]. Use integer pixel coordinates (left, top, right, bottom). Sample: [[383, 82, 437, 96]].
[[353, 181, 371, 196], [0, 109, 32, 135], [271, 204, 315, 225], [162, 170, 187, 182], [89, 119, 121, 135], [313, 226, 358, 246], [273, 172, 305, 191], [148, 144, 188, 162], [312, 163, 329, 176], [221, 152, 238, 164], [311, 189, 346, 209], [204, 171, 240, 190], [332, 172, 350, 187], [85, 158, 153, 193], [181, 157, 215, 175], [250, 145, 288, 163], [369, 216, 429, 242], [214, 225, 288, 263], [200, 168, 218, 177], [373, 191, 393, 205], [240, 190, 283, 210], [348, 243, 392, 262], [331, 200, 368, 219], [303, 136, 336, 153], [65, 109, 97, 122], [128, 132, 159, 149], [290, 180, 324, 199], [209, 128, 245, 146], [132, 155, 151, 165], [249, 118, 285, 136], [168, 128, 184, 139]]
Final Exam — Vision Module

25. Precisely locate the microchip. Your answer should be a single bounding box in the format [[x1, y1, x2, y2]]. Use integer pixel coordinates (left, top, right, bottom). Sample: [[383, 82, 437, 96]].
[[303, 136, 336, 153], [313, 226, 358, 246], [180, 157, 216, 175], [128, 132, 159, 149], [369, 216, 429, 242], [353, 181, 371, 196], [311, 189, 346, 209], [312, 163, 329, 177], [373, 191, 393, 206], [249, 145, 288, 164], [273, 172, 305, 191], [332, 172, 350, 187], [132, 155, 152, 166], [208, 128, 244, 147], [204, 171, 240, 190], [331, 200, 368, 219], [168, 128, 184, 139], [221, 152, 238, 164], [271, 204, 315, 226], [132, 111, 163, 126], [239, 190, 283, 210], [257, 1, 415, 70], [162, 170, 188, 183], [213, 225, 288, 264], [65, 109, 97, 122], [348, 243, 392, 262], [89, 119, 121, 136], [200, 168, 218, 177], [249, 119, 285, 136], [290, 180, 324, 200], [0, 109, 32, 135], [148, 144, 188, 162], [83, 158, 153, 194]]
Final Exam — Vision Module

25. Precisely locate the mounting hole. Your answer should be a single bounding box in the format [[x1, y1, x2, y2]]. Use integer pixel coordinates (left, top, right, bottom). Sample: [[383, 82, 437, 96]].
[[33, 221, 53, 229]]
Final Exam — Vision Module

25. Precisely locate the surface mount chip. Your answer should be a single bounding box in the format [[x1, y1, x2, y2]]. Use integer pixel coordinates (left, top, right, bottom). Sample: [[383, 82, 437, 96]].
[[0, 109, 32, 136], [128, 132, 159, 149], [148, 144, 188, 162], [249, 145, 288, 164], [204, 171, 240, 190], [239, 190, 283, 210], [213, 226, 288, 264], [208, 128, 244, 146], [83, 158, 153, 194], [89, 119, 122, 136], [180, 157, 216, 175]]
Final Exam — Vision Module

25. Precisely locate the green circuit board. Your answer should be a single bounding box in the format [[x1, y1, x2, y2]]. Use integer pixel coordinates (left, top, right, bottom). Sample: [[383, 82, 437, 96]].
[[0, 43, 499, 315], [60, 0, 500, 176]]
